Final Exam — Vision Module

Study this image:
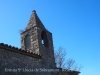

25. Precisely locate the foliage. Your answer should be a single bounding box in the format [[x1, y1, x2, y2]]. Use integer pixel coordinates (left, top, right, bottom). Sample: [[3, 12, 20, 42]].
[[54, 46, 83, 71]]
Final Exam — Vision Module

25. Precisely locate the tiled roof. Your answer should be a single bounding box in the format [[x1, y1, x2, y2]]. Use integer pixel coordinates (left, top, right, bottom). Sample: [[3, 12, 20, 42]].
[[0, 43, 42, 59], [58, 68, 80, 73]]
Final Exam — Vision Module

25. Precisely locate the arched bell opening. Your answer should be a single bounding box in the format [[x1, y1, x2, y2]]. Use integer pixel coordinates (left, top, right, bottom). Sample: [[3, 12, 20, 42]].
[[24, 34, 31, 50], [41, 30, 48, 47]]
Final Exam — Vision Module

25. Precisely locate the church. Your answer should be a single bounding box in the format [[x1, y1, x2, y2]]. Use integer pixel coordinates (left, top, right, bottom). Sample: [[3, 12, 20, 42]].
[[0, 10, 80, 75]]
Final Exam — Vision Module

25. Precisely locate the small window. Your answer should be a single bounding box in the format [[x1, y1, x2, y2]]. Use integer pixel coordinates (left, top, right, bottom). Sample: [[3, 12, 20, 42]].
[[24, 34, 31, 49]]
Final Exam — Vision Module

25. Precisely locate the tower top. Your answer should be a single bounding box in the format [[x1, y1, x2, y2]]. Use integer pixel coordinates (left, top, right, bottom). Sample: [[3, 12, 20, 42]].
[[32, 10, 36, 13], [25, 10, 45, 30]]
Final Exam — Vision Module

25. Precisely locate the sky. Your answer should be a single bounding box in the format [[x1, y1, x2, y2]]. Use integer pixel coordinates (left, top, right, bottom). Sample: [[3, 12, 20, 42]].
[[0, 0, 100, 75]]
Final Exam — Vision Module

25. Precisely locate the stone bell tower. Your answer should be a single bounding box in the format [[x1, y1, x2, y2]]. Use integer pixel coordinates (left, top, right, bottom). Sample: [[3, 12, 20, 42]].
[[20, 10, 56, 68]]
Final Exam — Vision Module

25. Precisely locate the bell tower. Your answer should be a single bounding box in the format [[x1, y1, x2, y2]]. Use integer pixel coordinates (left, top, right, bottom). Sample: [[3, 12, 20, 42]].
[[20, 10, 56, 68]]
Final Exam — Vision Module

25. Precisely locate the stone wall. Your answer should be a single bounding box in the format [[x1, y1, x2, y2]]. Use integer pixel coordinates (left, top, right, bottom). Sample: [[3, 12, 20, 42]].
[[0, 48, 58, 75]]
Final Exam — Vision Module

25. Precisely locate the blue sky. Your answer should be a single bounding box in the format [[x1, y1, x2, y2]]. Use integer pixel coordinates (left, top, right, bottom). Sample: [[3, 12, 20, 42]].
[[0, 0, 100, 75]]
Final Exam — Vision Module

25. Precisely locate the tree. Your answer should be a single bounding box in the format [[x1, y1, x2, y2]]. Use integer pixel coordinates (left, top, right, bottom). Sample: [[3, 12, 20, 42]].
[[54, 46, 83, 71], [66, 58, 83, 71], [54, 46, 67, 68]]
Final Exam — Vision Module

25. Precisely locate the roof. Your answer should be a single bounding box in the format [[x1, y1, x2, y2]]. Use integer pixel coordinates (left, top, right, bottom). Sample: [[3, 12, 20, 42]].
[[58, 68, 80, 73], [0, 43, 42, 59], [25, 10, 46, 30]]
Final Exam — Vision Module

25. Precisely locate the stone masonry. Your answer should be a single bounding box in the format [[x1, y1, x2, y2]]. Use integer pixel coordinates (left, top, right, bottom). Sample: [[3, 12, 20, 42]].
[[0, 10, 57, 75], [0, 10, 80, 75]]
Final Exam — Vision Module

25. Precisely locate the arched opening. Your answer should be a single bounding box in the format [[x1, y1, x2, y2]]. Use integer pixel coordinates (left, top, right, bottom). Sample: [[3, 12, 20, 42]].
[[41, 40, 44, 45], [24, 34, 31, 49], [41, 30, 48, 47]]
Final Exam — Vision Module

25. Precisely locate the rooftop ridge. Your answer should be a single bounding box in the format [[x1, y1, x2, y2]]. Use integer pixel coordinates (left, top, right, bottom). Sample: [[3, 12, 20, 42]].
[[0, 43, 42, 59], [58, 68, 80, 73]]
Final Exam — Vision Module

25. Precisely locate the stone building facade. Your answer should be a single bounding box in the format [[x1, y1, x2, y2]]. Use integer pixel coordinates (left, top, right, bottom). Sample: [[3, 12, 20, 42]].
[[0, 10, 80, 75]]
